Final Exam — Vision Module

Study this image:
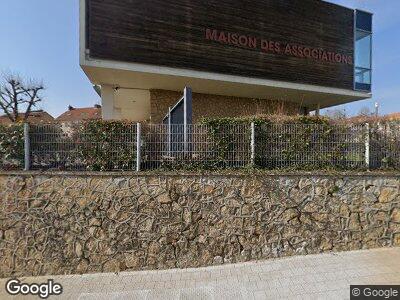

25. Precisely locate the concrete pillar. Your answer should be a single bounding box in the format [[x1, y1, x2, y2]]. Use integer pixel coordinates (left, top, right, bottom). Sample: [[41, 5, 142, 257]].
[[101, 85, 117, 120], [114, 88, 150, 121], [315, 103, 321, 116]]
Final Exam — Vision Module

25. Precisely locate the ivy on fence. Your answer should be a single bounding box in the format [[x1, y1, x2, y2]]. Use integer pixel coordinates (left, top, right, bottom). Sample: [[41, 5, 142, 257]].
[[0, 116, 399, 171], [77, 121, 137, 171], [29, 121, 137, 171], [0, 124, 24, 170], [201, 116, 367, 170]]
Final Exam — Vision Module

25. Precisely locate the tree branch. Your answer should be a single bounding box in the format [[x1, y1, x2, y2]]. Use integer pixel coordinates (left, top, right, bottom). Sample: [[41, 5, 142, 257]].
[[0, 73, 45, 122]]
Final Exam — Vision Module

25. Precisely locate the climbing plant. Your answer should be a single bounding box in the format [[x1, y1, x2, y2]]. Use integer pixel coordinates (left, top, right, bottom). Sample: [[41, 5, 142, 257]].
[[0, 124, 24, 170], [77, 120, 137, 171]]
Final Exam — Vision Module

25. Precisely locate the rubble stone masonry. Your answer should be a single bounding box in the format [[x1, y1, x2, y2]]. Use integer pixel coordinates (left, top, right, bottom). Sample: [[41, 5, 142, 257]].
[[149, 89, 301, 123], [0, 172, 399, 277]]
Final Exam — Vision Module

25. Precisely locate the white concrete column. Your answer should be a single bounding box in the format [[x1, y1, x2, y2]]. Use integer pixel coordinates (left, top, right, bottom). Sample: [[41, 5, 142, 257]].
[[101, 85, 117, 120], [101, 86, 150, 121], [315, 103, 321, 116], [114, 88, 150, 121]]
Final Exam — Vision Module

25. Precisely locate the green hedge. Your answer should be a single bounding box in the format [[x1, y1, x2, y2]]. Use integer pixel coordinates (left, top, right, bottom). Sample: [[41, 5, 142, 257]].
[[77, 120, 137, 171], [200, 115, 331, 126], [0, 124, 24, 170], [201, 115, 366, 170]]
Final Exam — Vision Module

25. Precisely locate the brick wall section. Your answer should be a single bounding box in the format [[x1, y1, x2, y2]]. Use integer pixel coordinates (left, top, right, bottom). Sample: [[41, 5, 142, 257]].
[[0, 173, 399, 278], [150, 89, 301, 123]]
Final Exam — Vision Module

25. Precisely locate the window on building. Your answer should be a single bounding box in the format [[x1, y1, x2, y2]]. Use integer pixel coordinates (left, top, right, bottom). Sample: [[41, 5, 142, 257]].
[[355, 10, 372, 92]]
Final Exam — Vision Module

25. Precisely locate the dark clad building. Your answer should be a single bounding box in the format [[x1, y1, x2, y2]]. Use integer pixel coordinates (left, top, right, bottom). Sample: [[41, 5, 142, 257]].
[[80, 0, 372, 122]]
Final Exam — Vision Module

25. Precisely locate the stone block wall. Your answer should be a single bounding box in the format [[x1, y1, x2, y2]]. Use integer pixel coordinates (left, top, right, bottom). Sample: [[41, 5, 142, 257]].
[[150, 89, 301, 123], [0, 172, 399, 278]]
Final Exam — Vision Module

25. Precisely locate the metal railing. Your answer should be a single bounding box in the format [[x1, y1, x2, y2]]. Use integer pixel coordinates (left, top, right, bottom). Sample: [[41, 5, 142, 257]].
[[255, 123, 367, 169], [1, 121, 399, 171], [141, 124, 251, 170], [370, 122, 400, 169], [29, 123, 138, 171]]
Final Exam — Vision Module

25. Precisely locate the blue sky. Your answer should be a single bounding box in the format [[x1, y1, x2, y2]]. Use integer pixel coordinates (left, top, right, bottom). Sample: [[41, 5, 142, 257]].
[[0, 0, 399, 118]]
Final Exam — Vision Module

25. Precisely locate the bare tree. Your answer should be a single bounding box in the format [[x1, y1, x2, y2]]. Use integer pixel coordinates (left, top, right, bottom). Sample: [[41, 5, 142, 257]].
[[324, 108, 347, 120], [358, 106, 373, 117], [0, 73, 44, 122]]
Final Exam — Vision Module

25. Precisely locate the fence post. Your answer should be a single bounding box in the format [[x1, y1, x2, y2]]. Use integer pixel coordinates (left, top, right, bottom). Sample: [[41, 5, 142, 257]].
[[183, 87, 192, 153], [168, 107, 171, 155], [365, 122, 370, 169], [24, 123, 30, 171], [136, 123, 141, 172], [251, 122, 255, 166]]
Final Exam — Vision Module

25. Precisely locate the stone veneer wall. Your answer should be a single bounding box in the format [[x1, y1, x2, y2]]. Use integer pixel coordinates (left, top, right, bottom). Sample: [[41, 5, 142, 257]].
[[0, 172, 399, 278], [150, 89, 301, 123]]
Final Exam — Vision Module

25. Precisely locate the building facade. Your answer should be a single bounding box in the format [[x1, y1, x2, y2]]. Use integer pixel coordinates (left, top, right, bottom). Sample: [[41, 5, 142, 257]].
[[80, 0, 372, 122]]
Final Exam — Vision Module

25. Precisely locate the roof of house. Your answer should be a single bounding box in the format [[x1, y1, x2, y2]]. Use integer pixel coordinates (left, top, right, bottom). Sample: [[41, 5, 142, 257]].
[[384, 113, 400, 121], [56, 105, 102, 122], [0, 110, 54, 125], [347, 113, 400, 124]]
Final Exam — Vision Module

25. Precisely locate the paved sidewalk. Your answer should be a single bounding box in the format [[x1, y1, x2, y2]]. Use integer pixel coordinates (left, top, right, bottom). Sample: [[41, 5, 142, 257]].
[[1, 248, 400, 300]]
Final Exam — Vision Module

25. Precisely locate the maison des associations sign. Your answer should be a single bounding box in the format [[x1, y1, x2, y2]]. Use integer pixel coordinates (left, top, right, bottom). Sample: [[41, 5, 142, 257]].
[[205, 28, 353, 65]]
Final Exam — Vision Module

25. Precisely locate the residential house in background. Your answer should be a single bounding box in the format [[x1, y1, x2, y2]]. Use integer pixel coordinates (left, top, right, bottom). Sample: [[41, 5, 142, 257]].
[[0, 110, 54, 125], [56, 105, 102, 122], [348, 112, 400, 124], [384, 113, 400, 121]]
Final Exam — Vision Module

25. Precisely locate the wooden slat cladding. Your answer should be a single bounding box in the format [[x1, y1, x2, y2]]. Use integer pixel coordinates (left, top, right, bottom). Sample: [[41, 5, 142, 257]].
[[86, 0, 354, 90]]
